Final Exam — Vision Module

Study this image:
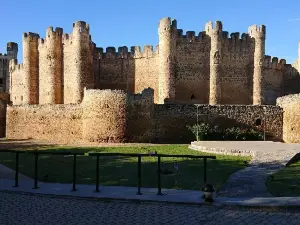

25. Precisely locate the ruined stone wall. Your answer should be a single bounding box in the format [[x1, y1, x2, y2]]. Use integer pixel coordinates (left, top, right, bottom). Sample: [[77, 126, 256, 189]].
[[82, 88, 154, 143], [6, 104, 82, 142], [9, 60, 24, 105], [153, 104, 283, 143], [82, 89, 127, 142], [38, 27, 63, 104], [277, 94, 300, 143], [63, 21, 94, 104], [126, 88, 154, 142]]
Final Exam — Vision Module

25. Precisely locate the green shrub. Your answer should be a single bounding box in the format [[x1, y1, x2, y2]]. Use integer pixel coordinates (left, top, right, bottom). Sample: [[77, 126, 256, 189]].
[[187, 123, 264, 141]]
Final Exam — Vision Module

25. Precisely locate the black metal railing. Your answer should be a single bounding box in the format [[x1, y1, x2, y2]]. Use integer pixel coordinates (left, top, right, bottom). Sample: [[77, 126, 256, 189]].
[[0, 150, 216, 195], [88, 152, 216, 195]]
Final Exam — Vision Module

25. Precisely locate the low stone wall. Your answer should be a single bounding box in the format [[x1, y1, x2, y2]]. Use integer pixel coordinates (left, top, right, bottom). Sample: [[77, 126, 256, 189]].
[[277, 94, 300, 143], [5, 89, 284, 144], [6, 88, 155, 143], [6, 104, 82, 143], [153, 104, 283, 143]]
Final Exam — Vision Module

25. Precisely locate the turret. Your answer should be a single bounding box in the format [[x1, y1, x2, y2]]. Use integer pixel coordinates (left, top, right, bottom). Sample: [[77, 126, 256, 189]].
[[248, 24, 266, 105], [23, 32, 40, 104], [38, 26, 63, 104], [158, 17, 176, 104], [207, 21, 223, 105], [63, 21, 94, 104], [6, 42, 18, 59]]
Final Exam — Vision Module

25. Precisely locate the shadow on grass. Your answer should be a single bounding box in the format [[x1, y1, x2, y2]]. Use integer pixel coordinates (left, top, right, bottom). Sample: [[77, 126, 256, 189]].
[[0, 145, 250, 191]]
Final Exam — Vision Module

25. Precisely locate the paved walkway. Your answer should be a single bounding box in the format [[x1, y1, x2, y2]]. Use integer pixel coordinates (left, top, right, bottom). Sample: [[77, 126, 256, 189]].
[[2, 162, 300, 208], [189, 141, 300, 198], [1, 191, 300, 225]]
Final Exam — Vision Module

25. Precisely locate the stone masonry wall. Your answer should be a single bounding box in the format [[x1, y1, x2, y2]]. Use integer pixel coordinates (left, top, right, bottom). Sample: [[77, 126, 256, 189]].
[[0, 99, 6, 137], [9, 60, 24, 105], [82, 89, 127, 142], [153, 104, 283, 143], [6, 104, 82, 142], [94, 46, 159, 103], [7, 88, 155, 143], [175, 31, 211, 103], [126, 88, 154, 142], [277, 94, 300, 143]]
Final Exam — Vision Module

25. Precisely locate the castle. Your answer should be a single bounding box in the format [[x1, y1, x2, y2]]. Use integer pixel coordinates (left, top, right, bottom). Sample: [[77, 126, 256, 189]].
[[3, 17, 300, 144]]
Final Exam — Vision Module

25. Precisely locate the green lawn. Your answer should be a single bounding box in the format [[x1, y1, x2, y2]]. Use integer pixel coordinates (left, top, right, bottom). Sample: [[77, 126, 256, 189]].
[[266, 161, 300, 197], [0, 145, 251, 191]]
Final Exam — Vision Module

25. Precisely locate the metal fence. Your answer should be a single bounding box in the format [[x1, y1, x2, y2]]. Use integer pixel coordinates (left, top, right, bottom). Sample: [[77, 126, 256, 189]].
[[0, 150, 216, 195]]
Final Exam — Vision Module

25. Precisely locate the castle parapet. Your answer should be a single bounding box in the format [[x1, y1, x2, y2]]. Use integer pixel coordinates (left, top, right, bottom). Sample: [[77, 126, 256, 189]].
[[95, 45, 157, 59], [264, 56, 286, 70]]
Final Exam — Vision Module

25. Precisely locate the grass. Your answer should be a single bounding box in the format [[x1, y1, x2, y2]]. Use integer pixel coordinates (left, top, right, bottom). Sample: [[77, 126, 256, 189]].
[[266, 161, 300, 197], [0, 145, 251, 191]]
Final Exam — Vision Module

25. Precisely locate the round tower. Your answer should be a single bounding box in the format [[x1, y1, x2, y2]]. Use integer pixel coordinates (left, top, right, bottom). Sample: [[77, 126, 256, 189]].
[[249, 24, 266, 105], [64, 21, 93, 104], [207, 21, 223, 105], [6, 42, 18, 59], [82, 89, 127, 142], [38, 27, 63, 104], [23, 32, 40, 104], [158, 17, 176, 104]]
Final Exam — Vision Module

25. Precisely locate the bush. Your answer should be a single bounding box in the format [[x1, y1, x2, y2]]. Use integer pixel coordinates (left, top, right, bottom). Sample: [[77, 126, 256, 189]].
[[187, 122, 264, 141]]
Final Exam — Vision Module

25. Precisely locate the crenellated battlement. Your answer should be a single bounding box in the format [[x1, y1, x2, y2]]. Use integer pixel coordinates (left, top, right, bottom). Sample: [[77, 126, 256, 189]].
[[263, 56, 286, 70], [23, 32, 40, 40], [38, 27, 63, 48], [7, 42, 18, 52], [73, 21, 90, 32], [248, 24, 266, 39], [46, 26, 63, 37], [9, 59, 24, 72], [95, 45, 158, 59]]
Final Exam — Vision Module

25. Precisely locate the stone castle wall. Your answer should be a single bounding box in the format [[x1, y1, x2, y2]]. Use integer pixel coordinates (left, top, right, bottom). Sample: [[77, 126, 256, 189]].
[[277, 94, 300, 143], [8, 18, 300, 106], [94, 46, 160, 103], [6, 88, 154, 143], [6, 104, 82, 142], [153, 104, 283, 143], [6, 87, 283, 143]]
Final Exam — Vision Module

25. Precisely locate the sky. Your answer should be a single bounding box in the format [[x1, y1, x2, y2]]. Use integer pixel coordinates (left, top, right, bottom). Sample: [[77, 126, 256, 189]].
[[1, 0, 300, 63]]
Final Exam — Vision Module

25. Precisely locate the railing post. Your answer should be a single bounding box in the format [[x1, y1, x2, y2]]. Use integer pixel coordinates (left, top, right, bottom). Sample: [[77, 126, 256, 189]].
[[72, 154, 77, 191], [96, 155, 100, 192], [137, 155, 142, 195], [157, 155, 162, 195], [33, 152, 39, 189], [13, 152, 19, 187], [203, 158, 207, 184]]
